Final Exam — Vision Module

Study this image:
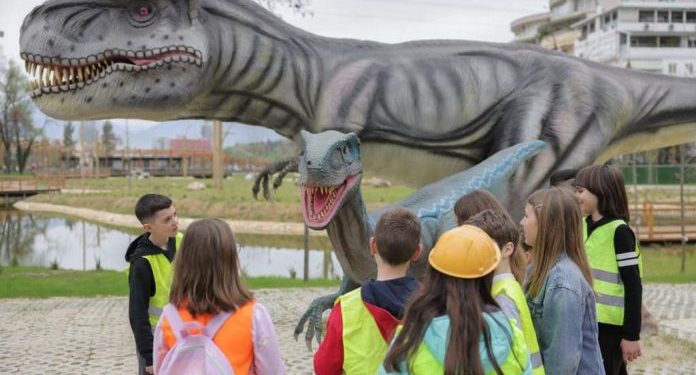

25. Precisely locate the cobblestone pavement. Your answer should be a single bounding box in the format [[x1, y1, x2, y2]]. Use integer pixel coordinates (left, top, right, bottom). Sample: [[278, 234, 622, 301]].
[[1, 284, 695, 374]]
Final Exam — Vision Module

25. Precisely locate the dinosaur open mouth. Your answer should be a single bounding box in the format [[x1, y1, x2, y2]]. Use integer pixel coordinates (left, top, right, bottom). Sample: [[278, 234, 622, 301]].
[[302, 175, 360, 229], [21, 46, 202, 98]]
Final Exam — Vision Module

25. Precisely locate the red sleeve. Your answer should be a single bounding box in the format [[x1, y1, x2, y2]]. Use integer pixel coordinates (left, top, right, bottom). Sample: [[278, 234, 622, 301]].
[[313, 303, 344, 375]]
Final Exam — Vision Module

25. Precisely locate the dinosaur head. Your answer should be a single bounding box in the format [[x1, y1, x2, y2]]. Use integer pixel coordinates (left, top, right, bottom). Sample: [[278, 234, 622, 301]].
[[299, 130, 362, 230], [19, 0, 207, 120]]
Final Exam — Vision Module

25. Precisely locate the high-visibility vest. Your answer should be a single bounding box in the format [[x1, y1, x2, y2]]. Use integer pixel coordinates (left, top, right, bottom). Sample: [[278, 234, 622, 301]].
[[126, 232, 184, 327], [161, 300, 256, 375], [583, 219, 643, 326], [337, 288, 389, 375], [406, 314, 530, 374], [492, 275, 545, 375]]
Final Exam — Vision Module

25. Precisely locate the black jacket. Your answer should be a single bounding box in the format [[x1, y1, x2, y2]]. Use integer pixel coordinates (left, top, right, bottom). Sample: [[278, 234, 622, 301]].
[[125, 233, 176, 366]]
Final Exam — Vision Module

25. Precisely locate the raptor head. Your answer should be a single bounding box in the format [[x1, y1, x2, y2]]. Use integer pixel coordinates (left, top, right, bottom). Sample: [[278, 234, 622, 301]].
[[19, 0, 207, 120], [299, 130, 362, 230]]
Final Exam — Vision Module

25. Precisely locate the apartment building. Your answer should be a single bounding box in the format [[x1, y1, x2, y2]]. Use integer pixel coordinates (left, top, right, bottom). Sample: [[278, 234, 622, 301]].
[[573, 1, 696, 76]]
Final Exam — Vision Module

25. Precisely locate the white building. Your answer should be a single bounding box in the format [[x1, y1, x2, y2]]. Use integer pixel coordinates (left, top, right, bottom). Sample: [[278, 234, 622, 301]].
[[573, 1, 696, 76], [512, 1, 598, 53]]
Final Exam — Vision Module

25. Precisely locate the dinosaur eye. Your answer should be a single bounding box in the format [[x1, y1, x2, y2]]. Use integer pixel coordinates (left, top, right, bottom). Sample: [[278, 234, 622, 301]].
[[128, 2, 157, 27]]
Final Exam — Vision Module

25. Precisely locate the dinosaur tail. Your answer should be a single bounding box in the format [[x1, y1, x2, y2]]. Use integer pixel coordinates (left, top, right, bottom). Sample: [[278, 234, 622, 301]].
[[598, 67, 696, 162], [385, 140, 546, 221]]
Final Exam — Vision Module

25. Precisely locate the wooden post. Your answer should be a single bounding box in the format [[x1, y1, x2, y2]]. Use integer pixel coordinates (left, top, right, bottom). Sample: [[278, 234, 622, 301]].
[[304, 223, 310, 282], [212, 120, 224, 190], [79, 121, 86, 179], [679, 143, 687, 273]]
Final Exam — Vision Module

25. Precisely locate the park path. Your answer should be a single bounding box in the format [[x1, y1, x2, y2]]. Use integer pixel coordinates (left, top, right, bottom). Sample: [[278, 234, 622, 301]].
[[13, 201, 326, 237], [1, 284, 696, 374]]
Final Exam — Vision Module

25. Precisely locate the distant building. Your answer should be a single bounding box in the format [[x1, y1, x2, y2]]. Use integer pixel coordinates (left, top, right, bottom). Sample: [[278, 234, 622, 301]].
[[169, 138, 211, 153], [511, 0, 598, 54], [201, 123, 213, 139], [573, 1, 696, 76]]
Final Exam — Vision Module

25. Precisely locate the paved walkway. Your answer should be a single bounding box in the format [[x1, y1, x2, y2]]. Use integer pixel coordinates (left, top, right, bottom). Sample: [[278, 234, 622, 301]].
[[1, 284, 695, 374]]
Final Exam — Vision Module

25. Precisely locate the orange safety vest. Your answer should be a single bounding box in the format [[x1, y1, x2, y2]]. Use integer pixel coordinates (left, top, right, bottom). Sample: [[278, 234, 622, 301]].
[[161, 300, 256, 374]]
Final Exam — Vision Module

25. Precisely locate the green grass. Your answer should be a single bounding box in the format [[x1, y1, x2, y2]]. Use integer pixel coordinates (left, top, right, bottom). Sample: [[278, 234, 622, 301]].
[[26, 175, 415, 222], [0, 266, 339, 299], [642, 246, 696, 283]]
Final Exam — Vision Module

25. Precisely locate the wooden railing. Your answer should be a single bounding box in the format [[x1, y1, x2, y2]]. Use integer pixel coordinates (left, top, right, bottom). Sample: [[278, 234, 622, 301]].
[[631, 201, 696, 242]]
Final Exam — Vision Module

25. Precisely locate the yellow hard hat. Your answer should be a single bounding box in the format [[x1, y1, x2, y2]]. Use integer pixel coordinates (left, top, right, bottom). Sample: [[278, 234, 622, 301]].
[[428, 225, 501, 279]]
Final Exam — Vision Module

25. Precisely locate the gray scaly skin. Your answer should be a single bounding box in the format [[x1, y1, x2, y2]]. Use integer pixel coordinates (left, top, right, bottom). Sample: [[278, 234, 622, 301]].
[[19, 0, 696, 211], [296, 129, 545, 347]]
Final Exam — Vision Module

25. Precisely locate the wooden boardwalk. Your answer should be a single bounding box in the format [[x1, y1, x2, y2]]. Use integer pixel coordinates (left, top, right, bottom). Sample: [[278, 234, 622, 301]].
[[0, 179, 62, 205]]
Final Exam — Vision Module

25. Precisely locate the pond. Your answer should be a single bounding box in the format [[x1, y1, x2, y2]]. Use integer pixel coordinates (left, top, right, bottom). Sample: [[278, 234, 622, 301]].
[[0, 209, 342, 279]]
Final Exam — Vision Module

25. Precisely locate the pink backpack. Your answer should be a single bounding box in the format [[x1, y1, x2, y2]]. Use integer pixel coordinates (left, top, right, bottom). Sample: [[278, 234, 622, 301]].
[[155, 304, 235, 375]]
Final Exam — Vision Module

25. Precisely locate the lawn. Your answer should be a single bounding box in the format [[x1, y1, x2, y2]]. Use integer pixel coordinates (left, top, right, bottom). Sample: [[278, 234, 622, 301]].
[[26, 175, 415, 222], [642, 245, 696, 283], [1, 246, 693, 298], [0, 266, 340, 299]]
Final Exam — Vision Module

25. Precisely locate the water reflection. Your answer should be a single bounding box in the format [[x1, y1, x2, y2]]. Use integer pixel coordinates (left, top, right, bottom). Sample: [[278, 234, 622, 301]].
[[0, 209, 342, 279]]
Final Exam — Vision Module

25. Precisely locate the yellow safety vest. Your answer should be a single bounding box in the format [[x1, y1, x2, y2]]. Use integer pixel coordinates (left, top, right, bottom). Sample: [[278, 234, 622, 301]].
[[406, 314, 530, 375], [492, 275, 545, 375], [126, 232, 183, 327], [337, 288, 389, 375], [583, 219, 643, 326]]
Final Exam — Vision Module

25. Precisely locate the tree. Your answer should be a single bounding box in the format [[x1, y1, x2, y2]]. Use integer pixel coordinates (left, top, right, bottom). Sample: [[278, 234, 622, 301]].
[[101, 120, 118, 158], [254, 0, 312, 17], [63, 121, 75, 148], [0, 60, 38, 174]]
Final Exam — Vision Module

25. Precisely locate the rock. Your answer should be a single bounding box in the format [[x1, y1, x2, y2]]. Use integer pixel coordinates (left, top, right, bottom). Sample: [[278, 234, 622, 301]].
[[362, 177, 392, 188], [186, 181, 207, 191], [642, 304, 659, 336]]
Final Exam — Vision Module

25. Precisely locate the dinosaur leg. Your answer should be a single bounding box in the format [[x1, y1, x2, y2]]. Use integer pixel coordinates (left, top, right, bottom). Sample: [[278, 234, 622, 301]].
[[294, 276, 360, 350], [251, 157, 298, 200]]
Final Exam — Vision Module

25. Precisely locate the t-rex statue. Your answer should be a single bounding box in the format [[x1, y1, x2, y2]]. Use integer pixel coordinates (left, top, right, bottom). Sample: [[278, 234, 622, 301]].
[[294, 129, 544, 347], [18, 0, 696, 213]]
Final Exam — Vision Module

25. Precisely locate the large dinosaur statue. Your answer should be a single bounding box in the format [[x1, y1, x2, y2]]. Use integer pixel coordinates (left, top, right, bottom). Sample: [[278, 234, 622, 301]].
[[19, 0, 696, 211], [294, 129, 545, 347]]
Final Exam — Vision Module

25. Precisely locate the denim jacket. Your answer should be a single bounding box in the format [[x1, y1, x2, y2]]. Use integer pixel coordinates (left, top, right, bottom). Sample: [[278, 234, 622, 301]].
[[526, 253, 605, 375]]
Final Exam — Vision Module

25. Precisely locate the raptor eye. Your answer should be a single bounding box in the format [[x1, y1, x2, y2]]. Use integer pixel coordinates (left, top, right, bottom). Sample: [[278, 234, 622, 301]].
[[128, 2, 157, 27]]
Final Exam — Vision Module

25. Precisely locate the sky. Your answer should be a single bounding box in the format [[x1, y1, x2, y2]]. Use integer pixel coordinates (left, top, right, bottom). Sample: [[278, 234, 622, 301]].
[[0, 0, 548, 131]]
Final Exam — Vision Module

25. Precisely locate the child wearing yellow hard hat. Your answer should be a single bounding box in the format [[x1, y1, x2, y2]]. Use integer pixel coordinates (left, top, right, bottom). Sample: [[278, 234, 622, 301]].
[[466, 209, 545, 375], [379, 225, 532, 375]]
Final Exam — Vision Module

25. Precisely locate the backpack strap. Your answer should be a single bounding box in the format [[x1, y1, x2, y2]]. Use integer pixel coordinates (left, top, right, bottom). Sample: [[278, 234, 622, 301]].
[[202, 309, 233, 338], [163, 304, 205, 340]]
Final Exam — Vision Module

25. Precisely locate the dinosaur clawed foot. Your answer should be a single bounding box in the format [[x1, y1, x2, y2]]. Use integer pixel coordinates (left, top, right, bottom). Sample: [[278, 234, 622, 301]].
[[293, 292, 340, 351]]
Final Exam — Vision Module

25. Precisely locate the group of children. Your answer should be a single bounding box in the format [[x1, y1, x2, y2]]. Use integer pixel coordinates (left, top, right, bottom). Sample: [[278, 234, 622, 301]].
[[126, 164, 642, 375]]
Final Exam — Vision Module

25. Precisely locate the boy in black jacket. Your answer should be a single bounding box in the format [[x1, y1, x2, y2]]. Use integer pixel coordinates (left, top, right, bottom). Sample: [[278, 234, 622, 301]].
[[125, 194, 181, 375]]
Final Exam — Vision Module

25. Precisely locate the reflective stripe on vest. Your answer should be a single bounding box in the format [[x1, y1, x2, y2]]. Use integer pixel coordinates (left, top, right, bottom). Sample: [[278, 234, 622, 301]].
[[583, 219, 643, 326], [407, 316, 530, 374], [143, 253, 173, 327], [337, 288, 388, 375], [492, 275, 545, 375]]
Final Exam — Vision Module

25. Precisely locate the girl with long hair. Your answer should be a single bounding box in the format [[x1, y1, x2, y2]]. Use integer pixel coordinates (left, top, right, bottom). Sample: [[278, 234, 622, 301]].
[[521, 187, 604, 374], [575, 165, 643, 374], [153, 218, 285, 374], [454, 189, 527, 284], [380, 225, 531, 375]]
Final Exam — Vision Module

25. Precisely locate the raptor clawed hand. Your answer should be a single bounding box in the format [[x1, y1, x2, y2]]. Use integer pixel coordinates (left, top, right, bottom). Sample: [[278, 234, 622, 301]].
[[252, 157, 299, 200]]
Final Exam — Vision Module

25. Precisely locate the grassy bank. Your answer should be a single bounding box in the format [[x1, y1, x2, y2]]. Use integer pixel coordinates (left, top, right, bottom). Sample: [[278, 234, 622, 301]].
[[642, 246, 696, 283], [1, 247, 694, 298], [0, 266, 340, 299], [27, 175, 415, 222]]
